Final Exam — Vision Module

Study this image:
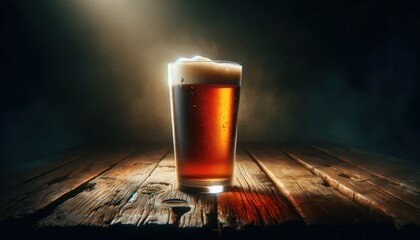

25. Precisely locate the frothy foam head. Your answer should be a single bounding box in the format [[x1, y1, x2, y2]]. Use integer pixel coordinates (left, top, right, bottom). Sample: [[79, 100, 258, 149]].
[[168, 56, 242, 86], [175, 55, 212, 63]]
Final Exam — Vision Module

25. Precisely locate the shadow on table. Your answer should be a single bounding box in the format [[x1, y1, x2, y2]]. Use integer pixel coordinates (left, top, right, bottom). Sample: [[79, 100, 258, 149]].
[[1, 221, 419, 240]]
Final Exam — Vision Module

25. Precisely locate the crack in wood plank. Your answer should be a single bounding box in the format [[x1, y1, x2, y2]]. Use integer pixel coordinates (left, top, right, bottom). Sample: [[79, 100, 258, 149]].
[[312, 144, 420, 193], [279, 144, 420, 228], [0, 146, 137, 220], [37, 145, 170, 227], [3, 143, 418, 238], [37, 146, 217, 231], [244, 143, 384, 225], [217, 147, 300, 231]]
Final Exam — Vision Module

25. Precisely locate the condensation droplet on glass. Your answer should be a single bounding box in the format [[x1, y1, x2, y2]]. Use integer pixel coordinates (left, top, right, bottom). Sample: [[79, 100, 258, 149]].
[[193, 104, 197, 108], [180, 77, 184, 82]]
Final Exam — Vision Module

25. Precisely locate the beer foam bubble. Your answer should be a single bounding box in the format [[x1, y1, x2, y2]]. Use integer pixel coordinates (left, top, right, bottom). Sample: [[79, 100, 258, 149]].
[[168, 56, 242, 86]]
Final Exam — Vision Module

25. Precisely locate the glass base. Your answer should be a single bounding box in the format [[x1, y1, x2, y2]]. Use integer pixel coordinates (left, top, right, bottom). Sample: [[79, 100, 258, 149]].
[[178, 178, 232, 194]]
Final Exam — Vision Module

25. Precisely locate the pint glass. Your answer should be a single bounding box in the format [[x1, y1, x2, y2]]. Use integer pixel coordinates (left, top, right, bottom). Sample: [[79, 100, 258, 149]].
[[168, 56, 242, 193]]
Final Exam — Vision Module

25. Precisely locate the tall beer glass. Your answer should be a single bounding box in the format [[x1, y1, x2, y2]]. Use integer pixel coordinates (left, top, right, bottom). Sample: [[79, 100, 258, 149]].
[[168, 56, 242, 193]]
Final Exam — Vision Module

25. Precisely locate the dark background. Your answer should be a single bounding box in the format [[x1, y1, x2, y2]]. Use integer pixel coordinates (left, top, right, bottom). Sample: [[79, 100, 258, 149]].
[[1, 0, 419, 167]]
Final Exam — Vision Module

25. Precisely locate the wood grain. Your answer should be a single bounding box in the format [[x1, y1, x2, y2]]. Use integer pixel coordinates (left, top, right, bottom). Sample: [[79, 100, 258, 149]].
[[110, 151, 216, 228], [39, 145, 216, 229], [0, 146, 136, 220], [2, 142, 419, 237], [313, 144, 420, 193], [279, 144, 420, 227], [217, 147, 300, 230], [0, 146, 96, 192], [244, 143, 382, 225]]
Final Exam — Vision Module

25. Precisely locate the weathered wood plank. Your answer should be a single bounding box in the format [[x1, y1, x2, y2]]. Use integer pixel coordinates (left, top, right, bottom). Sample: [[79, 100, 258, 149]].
[[313, 144, 420, 193], [0, 146, 136, 220], [244, 143, 382, 225], [217, 147, 300, 230], [0, 146, 96, 192], [39, 146, 216, 230], [110, 152, 215, 228], [279, 144, 420, 227], [37, 145, 168, 226]]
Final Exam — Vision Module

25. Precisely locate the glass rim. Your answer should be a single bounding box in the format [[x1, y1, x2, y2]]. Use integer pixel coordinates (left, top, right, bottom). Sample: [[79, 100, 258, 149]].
[[169, 59, 242, 65]]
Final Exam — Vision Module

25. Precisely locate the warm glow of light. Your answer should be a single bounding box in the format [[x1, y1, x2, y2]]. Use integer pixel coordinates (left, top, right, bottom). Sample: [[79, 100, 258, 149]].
[[207, 185, 224, 193], [215, 87, 232, 160], [63, 0, 176, 140]]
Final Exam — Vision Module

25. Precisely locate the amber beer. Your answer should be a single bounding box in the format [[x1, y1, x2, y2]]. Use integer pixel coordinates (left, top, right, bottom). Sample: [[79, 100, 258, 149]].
[[168, 56, 242, 193]]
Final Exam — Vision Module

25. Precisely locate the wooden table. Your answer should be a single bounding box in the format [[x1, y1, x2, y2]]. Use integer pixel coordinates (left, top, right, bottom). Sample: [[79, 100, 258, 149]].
[[1, 143, 419, 239]]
